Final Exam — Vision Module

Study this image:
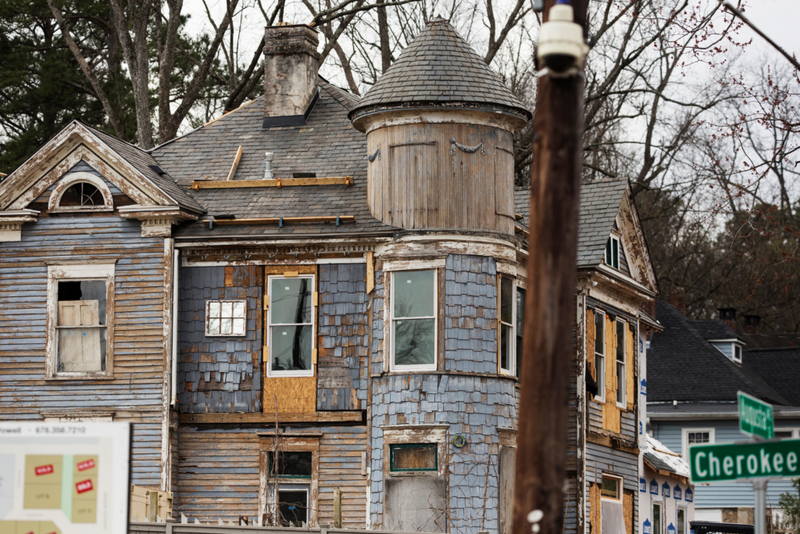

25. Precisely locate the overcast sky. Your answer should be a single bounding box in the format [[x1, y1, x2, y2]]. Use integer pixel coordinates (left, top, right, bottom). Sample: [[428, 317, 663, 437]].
[[736, 0, 800, 57]]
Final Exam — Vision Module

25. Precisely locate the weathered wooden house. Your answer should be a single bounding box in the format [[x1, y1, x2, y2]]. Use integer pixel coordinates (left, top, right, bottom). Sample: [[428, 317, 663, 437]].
[[0, 18, 659, 534]]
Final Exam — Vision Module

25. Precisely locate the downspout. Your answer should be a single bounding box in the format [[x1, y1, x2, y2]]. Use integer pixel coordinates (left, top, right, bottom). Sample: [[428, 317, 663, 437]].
[[171, 248, 179, 406]]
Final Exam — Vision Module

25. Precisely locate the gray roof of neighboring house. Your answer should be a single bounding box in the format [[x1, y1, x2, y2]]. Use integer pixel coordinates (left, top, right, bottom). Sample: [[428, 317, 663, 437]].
[[349, 18, 530, 123], [150, 81, 396, 239], [84, 123, 205, 214], [743, 347, 800, 406], [515, 179, 629, 269], [648, 302, 790, 406], [690, 320, 742, 341]]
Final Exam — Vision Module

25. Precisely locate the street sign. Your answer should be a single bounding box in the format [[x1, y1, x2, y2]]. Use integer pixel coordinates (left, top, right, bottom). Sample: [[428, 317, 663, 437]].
[[689, 439, 800, 483], [738, 391, 774, 439]]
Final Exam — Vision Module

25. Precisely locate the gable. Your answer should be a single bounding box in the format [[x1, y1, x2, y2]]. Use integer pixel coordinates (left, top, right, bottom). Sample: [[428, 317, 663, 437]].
[[27, 161, 137, 214], [615, 190, 658, 293]]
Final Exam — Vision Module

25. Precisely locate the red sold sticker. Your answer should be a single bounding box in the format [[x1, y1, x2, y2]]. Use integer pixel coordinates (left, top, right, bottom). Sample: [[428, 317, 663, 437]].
[[35, 465, 54, 476], [75, 479, 93, 494], [77, 459, 95, 471]]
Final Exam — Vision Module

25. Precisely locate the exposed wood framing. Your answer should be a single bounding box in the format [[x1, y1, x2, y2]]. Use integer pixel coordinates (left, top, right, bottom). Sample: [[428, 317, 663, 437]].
[[365, 251, 374, 294], [190, 176, 353, 190], [178, 411, 363, 424], [203, 216, 356, 227], [160, 238, 174, 491], [226, 146, 243, 181]]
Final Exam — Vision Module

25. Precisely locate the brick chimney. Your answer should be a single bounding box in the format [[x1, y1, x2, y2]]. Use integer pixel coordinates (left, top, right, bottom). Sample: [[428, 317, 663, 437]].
[[743, 314, 760, 334], [718, 307, 737, 331], [263, 24, 320, 126], [667, 287, 686, 314]]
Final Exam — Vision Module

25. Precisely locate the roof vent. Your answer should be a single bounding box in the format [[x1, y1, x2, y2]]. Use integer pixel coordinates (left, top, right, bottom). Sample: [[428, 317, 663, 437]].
[[264, 152, 274, 179]]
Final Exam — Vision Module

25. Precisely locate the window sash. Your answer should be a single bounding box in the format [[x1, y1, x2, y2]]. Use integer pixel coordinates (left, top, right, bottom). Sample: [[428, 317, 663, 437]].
[[206, 299, 247, 336], [391, 271, 437, 371], [267, 275, 315, 377], [601, 476, 621, 499], [616, 320, 626, 406], [594, 311, 606, 400], [653, 502, 663, 534], [499, 277, 515, 375]]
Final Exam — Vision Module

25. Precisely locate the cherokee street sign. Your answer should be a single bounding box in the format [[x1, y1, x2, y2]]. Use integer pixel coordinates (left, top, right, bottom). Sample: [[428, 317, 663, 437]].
[[689, 439, 800, 483], [739, 391, 774, 439]]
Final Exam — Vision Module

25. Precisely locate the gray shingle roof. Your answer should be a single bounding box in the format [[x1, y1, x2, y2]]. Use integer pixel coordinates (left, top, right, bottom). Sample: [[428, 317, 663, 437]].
[[515, 179, 629, 268], [150, 81, 396, 238], [648, 302, 790, 405], [743, 347, 800, 406], [690, 320, 741, 341], [349, 18, 530, 124], [84, 123, 205, 214]]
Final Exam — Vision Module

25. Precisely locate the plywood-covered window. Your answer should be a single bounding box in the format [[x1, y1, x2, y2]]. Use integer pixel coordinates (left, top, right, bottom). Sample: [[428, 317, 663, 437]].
[[594, 311, 606, 401], [205, 300, 246, 336], [47, 264, 115, 378], [391, 270, 436, 371], [267, 275, 315, 377], [390, 443, 438, 472], [616, 319, 626, 408]]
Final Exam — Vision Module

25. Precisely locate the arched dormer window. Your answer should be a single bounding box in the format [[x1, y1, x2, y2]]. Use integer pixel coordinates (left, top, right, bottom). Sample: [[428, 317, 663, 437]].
[[48, 172, 114, 213]]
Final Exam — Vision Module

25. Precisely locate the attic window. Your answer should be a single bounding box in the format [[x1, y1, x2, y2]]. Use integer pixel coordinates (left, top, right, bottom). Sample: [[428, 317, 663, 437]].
[[605, 236, 620, 270], [60, 183, 103, 208], [733, 344, 742, 364]]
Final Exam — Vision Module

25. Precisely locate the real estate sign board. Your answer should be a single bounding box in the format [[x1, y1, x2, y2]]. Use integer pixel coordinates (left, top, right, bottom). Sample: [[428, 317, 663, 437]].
[[0, 422, 130, 534], [689, 439, 800, 483], [738, 391, 774, 440]]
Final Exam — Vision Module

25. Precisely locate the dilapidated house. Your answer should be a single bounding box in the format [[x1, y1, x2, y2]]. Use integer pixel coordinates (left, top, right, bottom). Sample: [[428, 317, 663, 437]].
[[0, 18, 659, 534]]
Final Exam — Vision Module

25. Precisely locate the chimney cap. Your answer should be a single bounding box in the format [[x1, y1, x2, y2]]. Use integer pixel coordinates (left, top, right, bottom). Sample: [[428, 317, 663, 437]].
[[718, 307, 736, 320], [743, 314, 760, 327]]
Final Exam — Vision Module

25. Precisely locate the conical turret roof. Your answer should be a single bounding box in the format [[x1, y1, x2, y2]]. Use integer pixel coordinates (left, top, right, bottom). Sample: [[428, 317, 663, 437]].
[[349, 18, 531, 128]]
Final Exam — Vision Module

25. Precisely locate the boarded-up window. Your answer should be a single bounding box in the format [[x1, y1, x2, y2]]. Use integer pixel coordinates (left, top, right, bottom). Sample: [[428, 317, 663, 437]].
[[601, 499, 624, 534], [267, 275, 314, 376], [56, 280, 106, 373], [392, 271, 436, 370], [390, 443, 437, 472]]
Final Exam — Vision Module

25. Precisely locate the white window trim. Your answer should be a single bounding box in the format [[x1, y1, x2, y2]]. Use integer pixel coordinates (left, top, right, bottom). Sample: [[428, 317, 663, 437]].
[[266, 274, 316, 378], [389, 270, 438, 373], [653, 500, 664, 534], [677, 506, 687, 534], [383, 425, 448, 477], [595, 310, 606, 402], [682, 427, 715, 459], [273, 484, 310, 526], [605, 235, 620, 270], [774, 427, 800, 439], [205, 299, 247, 337], [733, 343, 743, 363], [616, 319, 627, 408], [46, 263, 115, 379], [600, 473, 623, 500], [499, 276, 518, 377], [48, 172, 114, 213]]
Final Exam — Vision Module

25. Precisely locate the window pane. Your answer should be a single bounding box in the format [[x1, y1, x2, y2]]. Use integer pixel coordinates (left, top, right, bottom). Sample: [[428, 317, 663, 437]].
[[271, 278, 312, 324], [391, 444, 437, 471], [594, 313, 604, 355], [605, 239, 612, 265], [220, 318, 232, 335], [394, 318, 435, 366], [601, 477, 619, 498], [688, 432, 709, 445], [500, 278, 513, 324], [616, 321, 625, 362], [208, 301, 220, 317], [775, 430, 794, 439], [271, 325, 312, 371], [233, 318, 245, 335], [208, 318, 219, 334], [677, 509, 685, 534], [58, 281, 106, 325], [596, 354, 605, 395], [500, 324, 511, 371], [616, 362, 625, 404], [653, 504, 662, 534], [612, 239, 619, 268], [277, 489, 308, 526], [394, 271, 434, 318], [516, 288, 525, 378], [221, 301, 233, 318], [269, 451, 312, 477], [233, 301, 246, 318], [58, 327, 106, 372]]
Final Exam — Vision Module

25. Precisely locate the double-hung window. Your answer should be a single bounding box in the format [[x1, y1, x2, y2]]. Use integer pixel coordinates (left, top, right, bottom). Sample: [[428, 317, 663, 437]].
[[391, 270, 436, 371], [47, 264, 114, 378], [616, 319, 626, 407], [605, 236, 620, 269], [499, 277, 526, 378], [594, 311, 606, 400], [267, 275, 315, 377]]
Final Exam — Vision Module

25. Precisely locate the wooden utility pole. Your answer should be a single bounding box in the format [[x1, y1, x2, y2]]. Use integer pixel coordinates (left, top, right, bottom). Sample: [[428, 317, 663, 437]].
[[512, 2, 589, 534]]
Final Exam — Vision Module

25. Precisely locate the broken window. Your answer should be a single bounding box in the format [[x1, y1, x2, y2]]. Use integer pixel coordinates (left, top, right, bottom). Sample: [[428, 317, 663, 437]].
[[391, 271, 436, 370], [500, 278, 526, 379], [594, 311, 606, 400], [277, 488, 309, 526], [48, 264, 114, 377], [205, 300, 246, 336], [267, 275, 314, 376], [390, 443, 438, 472], [268, 451, 312, 478], [616, 319, 626, 407], [605, 236, 620, 269]]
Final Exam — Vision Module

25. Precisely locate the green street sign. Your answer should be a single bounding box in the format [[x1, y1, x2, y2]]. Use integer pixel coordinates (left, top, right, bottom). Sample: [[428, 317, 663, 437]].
[[738, 391, 774, 439], [689, 439, 800, 483]]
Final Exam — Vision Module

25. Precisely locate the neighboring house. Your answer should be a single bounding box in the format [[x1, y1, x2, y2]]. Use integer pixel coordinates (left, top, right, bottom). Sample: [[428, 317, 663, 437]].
[[0, 18, 659, 534], [648, 302, 800, 525], [641, 435, 694, 534]]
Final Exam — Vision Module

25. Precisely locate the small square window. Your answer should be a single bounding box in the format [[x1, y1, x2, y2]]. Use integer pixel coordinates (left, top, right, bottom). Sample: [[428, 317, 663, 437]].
[[390, 443, 437, 472], [601, 475, 621, 499], [205, 299, 246, 336]]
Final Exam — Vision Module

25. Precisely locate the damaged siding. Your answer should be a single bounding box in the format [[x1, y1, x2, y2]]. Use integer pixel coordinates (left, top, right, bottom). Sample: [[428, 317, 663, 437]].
[[0, 216, 167, 486], [178, 266, 262, 413], [317, 264, 368, 411]]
